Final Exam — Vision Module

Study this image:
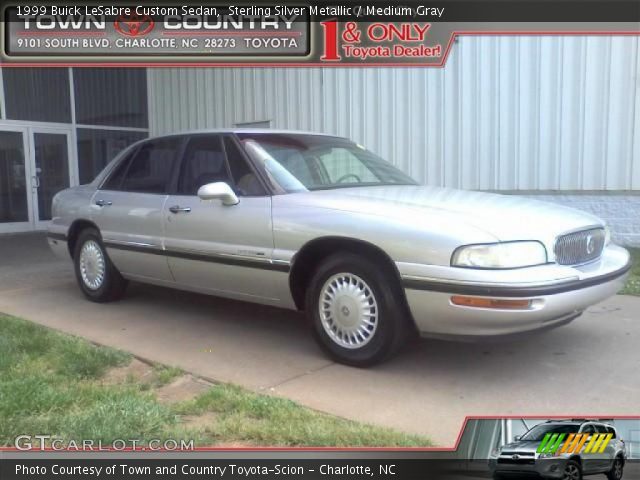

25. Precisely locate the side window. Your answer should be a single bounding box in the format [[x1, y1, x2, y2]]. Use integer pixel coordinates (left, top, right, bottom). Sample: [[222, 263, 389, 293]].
[[608, 427, 617, 438], [177, 135, 230, 196], [582, 424, 596, 435], [120, 138, 181, 194], [224, 137, 265, 196], [102, 149, 134, 190], [594, 424, 608, 434]]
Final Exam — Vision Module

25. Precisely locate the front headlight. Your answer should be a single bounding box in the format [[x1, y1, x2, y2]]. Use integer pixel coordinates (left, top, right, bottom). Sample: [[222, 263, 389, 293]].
[[538, 452, 556, 459], [452, 241, 548, 269]]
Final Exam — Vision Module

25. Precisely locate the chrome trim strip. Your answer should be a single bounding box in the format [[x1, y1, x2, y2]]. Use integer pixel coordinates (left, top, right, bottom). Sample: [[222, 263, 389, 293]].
[[103, 241, 290, 273]]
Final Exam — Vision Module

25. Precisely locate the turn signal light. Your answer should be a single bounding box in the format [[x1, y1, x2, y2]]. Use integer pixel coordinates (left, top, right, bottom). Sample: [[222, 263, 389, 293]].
[[451, 296, 531, 310]]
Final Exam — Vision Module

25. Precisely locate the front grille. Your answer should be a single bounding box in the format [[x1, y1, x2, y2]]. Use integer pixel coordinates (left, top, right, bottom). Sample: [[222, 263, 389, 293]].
[[498, 457, 536, 465], [554, 228, 605, 265]]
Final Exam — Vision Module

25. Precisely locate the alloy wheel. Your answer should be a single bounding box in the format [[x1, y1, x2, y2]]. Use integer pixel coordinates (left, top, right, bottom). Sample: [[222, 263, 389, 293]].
[[563, 463, 581, 480]]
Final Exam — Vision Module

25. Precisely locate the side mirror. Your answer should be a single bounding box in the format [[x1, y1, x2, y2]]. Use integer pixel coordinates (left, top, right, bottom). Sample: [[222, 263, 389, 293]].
[[197, 182, 239, 206]]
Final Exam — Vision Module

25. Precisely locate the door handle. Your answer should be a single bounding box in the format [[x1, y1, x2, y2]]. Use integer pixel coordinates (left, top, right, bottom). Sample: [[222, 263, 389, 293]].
[[169, 205, 191, 214], [32, 176, 40, 188], [95, 199, 112, 207]]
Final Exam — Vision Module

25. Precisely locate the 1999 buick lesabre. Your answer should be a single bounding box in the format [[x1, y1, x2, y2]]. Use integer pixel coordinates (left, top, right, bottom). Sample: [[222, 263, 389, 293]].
[[47, 130, 632, 366]]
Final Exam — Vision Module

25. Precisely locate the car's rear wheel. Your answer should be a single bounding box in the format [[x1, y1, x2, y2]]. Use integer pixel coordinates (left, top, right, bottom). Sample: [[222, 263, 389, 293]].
[[563, 460, 582, 480], [73, 228, 127, 303], [305, 253, 411, 367], [607, 457, 624, 480]]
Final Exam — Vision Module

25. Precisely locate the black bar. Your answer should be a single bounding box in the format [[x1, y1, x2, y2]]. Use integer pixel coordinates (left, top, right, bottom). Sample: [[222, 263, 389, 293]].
[[3, 1, 640, 23]]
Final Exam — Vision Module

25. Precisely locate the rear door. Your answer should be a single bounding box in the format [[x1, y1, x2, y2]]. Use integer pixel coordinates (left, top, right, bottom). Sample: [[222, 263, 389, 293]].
[[163, 134, 281, 302], [92, 137, 184, 281], [595, 425, 617, 472], [579, 424, 598, 474]]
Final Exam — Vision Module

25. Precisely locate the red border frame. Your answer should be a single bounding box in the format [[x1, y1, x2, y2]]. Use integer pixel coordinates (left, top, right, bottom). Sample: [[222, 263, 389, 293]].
[[1, 30, 639, 67]]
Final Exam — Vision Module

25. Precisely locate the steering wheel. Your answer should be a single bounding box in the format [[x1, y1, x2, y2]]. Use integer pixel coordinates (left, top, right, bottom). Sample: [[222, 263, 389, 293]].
[[336, 173, 362, 184]]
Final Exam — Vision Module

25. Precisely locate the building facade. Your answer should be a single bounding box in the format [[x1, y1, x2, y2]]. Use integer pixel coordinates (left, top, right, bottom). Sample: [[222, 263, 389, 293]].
[[147, 36, 640, 246], [0, 68, 148, 234], [1, 36, 639, 244]]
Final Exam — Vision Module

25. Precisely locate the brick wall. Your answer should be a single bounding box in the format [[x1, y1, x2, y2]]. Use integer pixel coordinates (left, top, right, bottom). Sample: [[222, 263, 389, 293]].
[[520, 194, 640, 248]]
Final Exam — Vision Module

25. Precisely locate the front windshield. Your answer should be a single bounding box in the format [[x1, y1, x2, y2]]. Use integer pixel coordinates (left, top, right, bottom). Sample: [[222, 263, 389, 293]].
[[520, 424, 580, 441], [236, 133, 418, 193]]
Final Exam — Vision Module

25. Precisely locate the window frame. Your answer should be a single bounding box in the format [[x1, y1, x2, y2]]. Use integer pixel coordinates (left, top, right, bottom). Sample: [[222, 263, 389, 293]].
[[171, 133, 270, 198], [174, 134, 232, 197]]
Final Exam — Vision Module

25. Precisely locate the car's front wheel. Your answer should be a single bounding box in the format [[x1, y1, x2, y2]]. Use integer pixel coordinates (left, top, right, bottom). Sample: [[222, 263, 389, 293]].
[[607, 457, 624, 480], [73, 228, 128, 303], [563, 460, 582, 480], [306, 253, 411, 367]]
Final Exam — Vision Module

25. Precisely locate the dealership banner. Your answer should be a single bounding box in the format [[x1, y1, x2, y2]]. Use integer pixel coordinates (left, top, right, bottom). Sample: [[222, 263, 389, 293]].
[[1, 1, 640, 65]]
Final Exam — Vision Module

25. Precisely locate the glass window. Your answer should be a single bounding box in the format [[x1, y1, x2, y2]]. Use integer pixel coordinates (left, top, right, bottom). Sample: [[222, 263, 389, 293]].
[[177, 136, 230, 195], [73, 68, 148, 128], [0, 131, 28, 223], [3, 68, 71, 123], [120, 138, 181, 194], [102, 150, 136, 191], [237, 133, 417, 193], [77, 129, 147, 184], [520, 423, 581, 441], [224, 137, 264, 196], [34, 133, 69, 221]]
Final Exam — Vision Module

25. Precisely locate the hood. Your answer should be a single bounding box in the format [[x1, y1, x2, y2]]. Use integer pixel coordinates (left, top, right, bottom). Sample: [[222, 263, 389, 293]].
[[303, 185, 603, 244], [500, 440, 540, 454]]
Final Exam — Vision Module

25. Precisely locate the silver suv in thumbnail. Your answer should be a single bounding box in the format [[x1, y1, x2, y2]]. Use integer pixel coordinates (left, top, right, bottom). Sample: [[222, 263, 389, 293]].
[[490, 420, 626, 480]]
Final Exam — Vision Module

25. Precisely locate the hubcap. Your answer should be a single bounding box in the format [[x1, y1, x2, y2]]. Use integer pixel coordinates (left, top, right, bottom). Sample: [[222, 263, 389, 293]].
[[79, 240, 106, 290], [564, 464, 580, 480], [319, 273, 378, 349]]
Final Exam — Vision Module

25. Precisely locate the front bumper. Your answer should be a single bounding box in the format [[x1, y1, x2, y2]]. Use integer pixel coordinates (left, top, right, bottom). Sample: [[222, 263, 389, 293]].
[[400, 244, 631, 338], [489, 457, 568, 479]]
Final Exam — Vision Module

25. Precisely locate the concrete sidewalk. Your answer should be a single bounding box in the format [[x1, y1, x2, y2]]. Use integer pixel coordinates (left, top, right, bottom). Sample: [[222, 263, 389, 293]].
[[1, 233, 639, 447]]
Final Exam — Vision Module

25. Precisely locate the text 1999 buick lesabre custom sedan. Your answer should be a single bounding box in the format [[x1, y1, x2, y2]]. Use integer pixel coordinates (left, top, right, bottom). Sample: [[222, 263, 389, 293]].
[[47, 130, 632, 366]]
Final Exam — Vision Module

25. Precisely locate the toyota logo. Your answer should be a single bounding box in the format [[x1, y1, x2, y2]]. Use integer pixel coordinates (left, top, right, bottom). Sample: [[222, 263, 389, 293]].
[[114, 14, 155, 37], [512, 454, 521, 460], [586, 234, 596, 255]]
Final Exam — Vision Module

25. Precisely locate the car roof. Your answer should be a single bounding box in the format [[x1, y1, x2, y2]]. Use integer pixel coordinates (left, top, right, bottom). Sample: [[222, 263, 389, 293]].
[[146, 128, 339, 140], [541, 420, 615, 427]]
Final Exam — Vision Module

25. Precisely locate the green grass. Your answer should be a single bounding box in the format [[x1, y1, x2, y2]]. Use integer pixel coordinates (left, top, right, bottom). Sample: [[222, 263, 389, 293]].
[[621, 248, 640, 297], [0, 315, 430, 448]]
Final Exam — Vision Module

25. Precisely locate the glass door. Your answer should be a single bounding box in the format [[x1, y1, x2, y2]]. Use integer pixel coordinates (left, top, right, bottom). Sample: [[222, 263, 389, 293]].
[[29, 128, 74, 230], [0, 127, 32, 233]]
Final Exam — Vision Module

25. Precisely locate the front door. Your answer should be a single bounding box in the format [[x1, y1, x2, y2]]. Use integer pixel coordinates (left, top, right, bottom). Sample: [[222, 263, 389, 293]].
[[0, 126, 74, 233], [0, 127, 31, 233], [29, 128, 74, 230], [163, 134, 279, 303]]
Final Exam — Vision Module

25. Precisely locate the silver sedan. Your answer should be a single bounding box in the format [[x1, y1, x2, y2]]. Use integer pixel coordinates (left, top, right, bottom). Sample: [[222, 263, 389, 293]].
[[48, 130, 631, 366]]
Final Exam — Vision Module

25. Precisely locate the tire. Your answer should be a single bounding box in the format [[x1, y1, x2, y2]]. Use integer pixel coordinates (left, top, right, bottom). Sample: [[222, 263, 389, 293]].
[[562, 460, 582, 480], [73, 228, 128, 303], [305, 253, 411, 367], [606, 457, 624, 480]]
